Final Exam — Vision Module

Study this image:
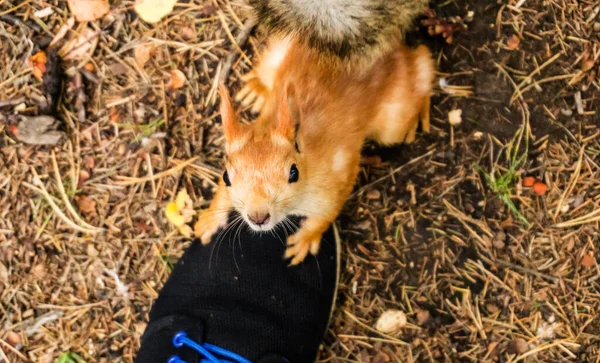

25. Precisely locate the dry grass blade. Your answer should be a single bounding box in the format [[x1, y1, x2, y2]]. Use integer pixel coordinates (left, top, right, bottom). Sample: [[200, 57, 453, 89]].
[[114, 156, 199, 186], [51, 151, 101, 231]]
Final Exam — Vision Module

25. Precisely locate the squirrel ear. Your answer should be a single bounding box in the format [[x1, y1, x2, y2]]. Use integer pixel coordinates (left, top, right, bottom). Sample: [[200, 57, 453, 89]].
[[219, 85, 242, 144], [276, 84, 300, 142]]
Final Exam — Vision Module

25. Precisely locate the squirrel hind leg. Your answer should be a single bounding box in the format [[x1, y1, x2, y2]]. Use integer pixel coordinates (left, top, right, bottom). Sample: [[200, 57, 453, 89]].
[[404, 119, 419, 144], [406, 96, 431, 143]]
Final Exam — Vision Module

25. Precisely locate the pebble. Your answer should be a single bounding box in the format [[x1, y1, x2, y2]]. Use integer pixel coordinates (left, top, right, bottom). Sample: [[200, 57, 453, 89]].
[[508, 338, 529, 355], [7, 331, 21, 346], [448, 109, 463, 126], [366, 189, 381, 200], [375, 310, 407, 333], [416, 309, 431, 326], [560, 108, 573, 116]]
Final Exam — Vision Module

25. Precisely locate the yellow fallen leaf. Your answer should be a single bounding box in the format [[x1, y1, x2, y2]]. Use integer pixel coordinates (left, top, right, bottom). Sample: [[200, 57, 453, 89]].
[[176, 188, 190, 210], [165, 202, 185, 227], [179, 224, 193, 238], [134, 44, 155, 68], [67, 0, 110, 22], [134, 0, 178, 24], [165, 189, 196, 237]]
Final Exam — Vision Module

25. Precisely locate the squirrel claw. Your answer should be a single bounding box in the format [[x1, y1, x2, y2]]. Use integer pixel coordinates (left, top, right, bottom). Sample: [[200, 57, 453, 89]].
[[236, 71, 268, 114], [194, 211, 228, 245], [285, 233, 321, 265]]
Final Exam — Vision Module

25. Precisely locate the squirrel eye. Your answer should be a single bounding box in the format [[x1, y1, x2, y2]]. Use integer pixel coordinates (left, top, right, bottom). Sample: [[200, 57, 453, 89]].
[[288, 164, 299, 184], [223, 170, 231, 187]]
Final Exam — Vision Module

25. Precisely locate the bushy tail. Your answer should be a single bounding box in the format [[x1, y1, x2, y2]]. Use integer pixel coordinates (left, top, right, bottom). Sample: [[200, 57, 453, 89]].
[[248, 0, 429, 62]]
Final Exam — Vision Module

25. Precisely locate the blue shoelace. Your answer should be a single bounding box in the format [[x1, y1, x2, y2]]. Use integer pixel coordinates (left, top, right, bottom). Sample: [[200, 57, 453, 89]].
[[168, 332, 253, 363]]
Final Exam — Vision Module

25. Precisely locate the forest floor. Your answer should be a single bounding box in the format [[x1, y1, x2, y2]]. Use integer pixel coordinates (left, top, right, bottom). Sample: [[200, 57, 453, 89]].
[[0, 0, 599, 362]]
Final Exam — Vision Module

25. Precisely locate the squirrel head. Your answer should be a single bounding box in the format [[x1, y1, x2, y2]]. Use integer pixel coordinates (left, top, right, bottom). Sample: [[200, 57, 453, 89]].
[[218, 85, 305, 231]]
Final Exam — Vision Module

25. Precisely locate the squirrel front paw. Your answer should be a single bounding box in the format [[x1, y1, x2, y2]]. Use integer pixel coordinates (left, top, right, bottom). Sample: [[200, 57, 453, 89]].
[[235, 70, 268, 114], [193, 210, 228, 245], [284, 230, 322, 265]]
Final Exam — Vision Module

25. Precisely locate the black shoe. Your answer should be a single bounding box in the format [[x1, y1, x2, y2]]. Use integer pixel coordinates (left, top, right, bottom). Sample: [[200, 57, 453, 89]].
[[135, 216, 340, 363]]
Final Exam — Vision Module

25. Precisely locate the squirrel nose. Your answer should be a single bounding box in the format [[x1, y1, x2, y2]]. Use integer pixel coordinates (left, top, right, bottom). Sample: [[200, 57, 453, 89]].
[[248, 212, 271, 226]]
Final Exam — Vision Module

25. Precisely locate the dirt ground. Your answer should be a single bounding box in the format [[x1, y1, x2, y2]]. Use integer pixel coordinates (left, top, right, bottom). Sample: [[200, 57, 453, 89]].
[[1, 0, 599, 362]]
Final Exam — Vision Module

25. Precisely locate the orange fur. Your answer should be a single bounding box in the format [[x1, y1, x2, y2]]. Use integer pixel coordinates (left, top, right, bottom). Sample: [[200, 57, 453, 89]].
[[195, 37, 434, 265]]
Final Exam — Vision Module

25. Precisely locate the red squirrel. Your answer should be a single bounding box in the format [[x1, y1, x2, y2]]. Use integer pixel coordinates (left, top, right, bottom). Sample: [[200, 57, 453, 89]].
[[194, 34, 434, 265]]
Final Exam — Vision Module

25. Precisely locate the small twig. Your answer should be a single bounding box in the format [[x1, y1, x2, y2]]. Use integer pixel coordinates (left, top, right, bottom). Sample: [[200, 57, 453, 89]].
[[0, 342, 11, 363], [36, 301, 107, 310], [218, 16, 256, 85], [51, 151, 101, 231], [114, 156, 199, 186], [552, 147, 584, 221], [217, 12, 253, 68], [23, 168, 103, 234], [516, 340, 579, 362], [554, 208, 600, 228], [0, 337, 30, 362], [0, 96, 25, 108], [353, 149, 435, 197], [510, 52, 562, 102], [495, 259, 560, 283]]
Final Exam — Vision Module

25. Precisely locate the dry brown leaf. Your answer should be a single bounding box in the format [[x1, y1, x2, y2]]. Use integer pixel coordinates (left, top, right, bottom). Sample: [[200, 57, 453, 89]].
[[29, 50, 47, 80], [201, 4, 216, 16], [416, 309, 431, 326], [135, 221, 152, 233], [181, 27, 197, 41], [32, 264, 46, 279], [134, 44, 155, 68], [581, 253, 596, 268], [86, 244, 99, 257], [84, 156, 95, 169], [67, 0, 110, 22], [50, 17, 76, 47], [108, 62, 128, 76], [76, 195, 97, 214], [78, 170, 90, 187], [371, 352, 391, 363], [508, 338, 528, 355], [14, 115, 65, 145], [507, 34, 520, 50], [167, 69, 186, 89], [61, 27, 99, 61], [134, 0, 178, 23]]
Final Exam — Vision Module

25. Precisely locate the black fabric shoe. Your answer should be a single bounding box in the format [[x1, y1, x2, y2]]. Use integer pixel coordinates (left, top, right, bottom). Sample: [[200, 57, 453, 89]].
[[135, 216, 340, 363]]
